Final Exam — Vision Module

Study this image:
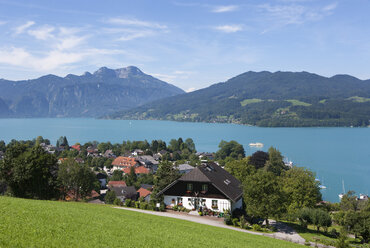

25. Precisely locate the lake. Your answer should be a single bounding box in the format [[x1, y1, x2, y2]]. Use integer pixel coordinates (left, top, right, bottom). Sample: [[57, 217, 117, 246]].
[[0, 118, 369, 202]]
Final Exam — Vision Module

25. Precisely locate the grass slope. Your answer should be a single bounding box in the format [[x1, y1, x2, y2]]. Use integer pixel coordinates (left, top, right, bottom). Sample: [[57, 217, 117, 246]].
[[0, 197, 301, 248]]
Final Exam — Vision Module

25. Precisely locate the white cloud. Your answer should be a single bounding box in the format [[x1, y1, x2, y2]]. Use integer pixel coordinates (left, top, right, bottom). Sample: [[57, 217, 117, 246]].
[[151, 73, 177, 82], [56, 35, 86, 50], [14, 21, 35, 34], [118, 30, 154, 41], [214, 25, 243, 33], [322, 3, 337, 12], [258, 2, 337, 27], [186, 87, 196, 92], [212, 5, 239, 13], [28, 26, 55, 40], [0, 46, 84, 71], [107, 18, 167, 29]]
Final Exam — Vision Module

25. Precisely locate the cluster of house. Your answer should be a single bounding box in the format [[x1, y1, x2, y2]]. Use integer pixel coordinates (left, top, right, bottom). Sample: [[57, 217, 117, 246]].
[[95, 160, 243, 213]]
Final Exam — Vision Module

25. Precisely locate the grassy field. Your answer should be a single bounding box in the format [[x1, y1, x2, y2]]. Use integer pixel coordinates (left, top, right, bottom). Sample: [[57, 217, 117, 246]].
[[240, 98, 263, 106], [0, 197, 302, 248]]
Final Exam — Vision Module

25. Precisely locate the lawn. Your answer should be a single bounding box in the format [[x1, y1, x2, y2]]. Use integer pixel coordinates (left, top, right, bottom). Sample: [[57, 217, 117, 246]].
[[284, 222, 366, 247], [0, 196, 301, 248]]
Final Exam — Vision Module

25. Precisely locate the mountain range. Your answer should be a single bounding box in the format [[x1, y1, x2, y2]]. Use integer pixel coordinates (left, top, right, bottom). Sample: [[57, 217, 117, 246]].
[[0, 66, 184, 118], [108, 71, 370, 127]]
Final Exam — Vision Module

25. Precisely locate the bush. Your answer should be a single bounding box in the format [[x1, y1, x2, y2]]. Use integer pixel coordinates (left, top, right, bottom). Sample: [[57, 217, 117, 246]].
[[224, 215, 232, 225], [173, 205, 178, 211], [239, 215, 247, 229], [113, 198, 122, 206], [159, 203, 165, 212], [252, 224, 262, 232], [329, 228, 339, 238], [140, 202, 148, 210], [198, 211, 203, 216], [125, 199, 132, 207], [304, 239, 311, 246], [232, 218, 239, 227], [135, 201, 140, 209]]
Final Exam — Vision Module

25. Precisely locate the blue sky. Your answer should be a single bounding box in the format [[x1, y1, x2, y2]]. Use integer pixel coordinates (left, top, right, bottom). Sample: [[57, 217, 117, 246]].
[[0, 0, 369, 91]]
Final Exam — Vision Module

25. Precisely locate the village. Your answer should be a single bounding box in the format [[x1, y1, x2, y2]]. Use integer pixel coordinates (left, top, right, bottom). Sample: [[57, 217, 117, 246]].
[[39, 139, 241, 215]]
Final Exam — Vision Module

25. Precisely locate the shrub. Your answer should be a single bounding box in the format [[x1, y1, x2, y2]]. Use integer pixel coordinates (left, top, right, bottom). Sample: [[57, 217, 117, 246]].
[[232, 218, 239, 227], [159, 203, 165, 212], [173, 205, 178, 211], [135, 201, 140, 209], [198, 211, 203, 216], [125, 199, 132, 207], [224, 213, 232, 225], [113, 198, 122, 206], [140, 202, 148, 210], [329, 228, 339, 238], [239, 215, 247, 229], [252, 224, 262, 232], [304, 239, 311, 246]]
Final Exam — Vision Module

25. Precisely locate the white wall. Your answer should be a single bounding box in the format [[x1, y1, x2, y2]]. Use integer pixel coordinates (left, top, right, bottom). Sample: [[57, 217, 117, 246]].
[[164, 195, 231, 212]]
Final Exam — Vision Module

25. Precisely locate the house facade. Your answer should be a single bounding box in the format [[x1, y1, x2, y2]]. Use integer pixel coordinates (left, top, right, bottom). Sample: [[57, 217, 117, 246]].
[[158, 163, 243, 213]]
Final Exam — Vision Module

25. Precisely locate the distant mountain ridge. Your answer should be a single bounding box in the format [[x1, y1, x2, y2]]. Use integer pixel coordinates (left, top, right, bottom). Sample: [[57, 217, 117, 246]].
[[108, 71, 370, 127], [0, 66, 184, 117]]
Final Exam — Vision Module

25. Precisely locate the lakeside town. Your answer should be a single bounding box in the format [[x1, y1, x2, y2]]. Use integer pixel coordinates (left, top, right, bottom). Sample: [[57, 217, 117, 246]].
[[0, 136, 369, 247]]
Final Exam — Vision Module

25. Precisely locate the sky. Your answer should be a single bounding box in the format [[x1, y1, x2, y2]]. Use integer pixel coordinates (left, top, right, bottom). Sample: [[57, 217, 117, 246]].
[[0, 0, 369, 92]]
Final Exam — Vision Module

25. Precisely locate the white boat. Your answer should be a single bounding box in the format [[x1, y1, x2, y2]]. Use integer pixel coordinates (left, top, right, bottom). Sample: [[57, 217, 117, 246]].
[[339, 180, 346, 200], [249, 142, 264, 147], [319, 185, 327, 189]]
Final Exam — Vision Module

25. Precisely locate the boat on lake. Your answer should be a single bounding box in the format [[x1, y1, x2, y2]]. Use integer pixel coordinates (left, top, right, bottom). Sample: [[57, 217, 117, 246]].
[[249, 142, 264, 147]]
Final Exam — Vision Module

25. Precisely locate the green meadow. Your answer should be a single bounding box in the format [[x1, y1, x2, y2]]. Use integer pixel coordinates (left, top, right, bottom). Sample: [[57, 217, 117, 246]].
[[0, 196, 301, 248]]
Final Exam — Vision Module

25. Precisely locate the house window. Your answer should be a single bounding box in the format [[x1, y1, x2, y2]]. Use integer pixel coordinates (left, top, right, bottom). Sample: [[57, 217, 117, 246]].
[[202, 184, 208, 192], [212, 200, 218, 209], [171, 198, 175, 204], [177, 197, 183, 206], [187, 183, 193, 191]]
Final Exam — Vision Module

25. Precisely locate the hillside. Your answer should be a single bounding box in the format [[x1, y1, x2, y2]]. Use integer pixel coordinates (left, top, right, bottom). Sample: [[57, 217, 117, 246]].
[[0, 197, 300, 248], [0, 66, 184, 118], [108, 71, 370, 127]]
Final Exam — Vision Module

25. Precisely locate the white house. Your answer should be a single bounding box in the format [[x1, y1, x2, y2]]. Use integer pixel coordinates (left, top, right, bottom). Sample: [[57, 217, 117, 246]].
[[158, 163, 243, 213]]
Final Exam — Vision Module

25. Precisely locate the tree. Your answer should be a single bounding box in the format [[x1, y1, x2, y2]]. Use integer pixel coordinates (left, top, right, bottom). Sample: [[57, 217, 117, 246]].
[[168, 139, 180, 152], [184, 138, 196, 153], [0, 144, 59, 199], [105, 190, 117, 204], [340, 191, 359, 211], [224, 158, 256, 182], [264, 147, 288, 176], [353, 205, 370, 243], [249, 151, 269, 169], [125, 166, 137, 186], [0, 140, 5, 152], [311, 208, 332, 231], [243, 170, 285, 226], [282, 167, 322, 213], [58, 158, 96, 200], [216, 140, 245, 160], [152, 161, 180, 202], [111, 170, 123, 181]]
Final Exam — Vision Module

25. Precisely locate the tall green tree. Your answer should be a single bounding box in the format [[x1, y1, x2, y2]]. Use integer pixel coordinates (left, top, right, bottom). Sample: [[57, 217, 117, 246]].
[[264, 147, 287, 176], [216, 140, 245, 160], [58, 158, 96, 200], [0, 144, 59, 199], [152, 161, 180, 202], [125, 166, 137, 186], [184, 138, 196, 153], [340, 191, 360, 211], [282, 167, 322, 213], [0, 140, 5, 152], [243, 170, 285, 226], [249, 151, 269, 169], [224, 157, 256, 182]]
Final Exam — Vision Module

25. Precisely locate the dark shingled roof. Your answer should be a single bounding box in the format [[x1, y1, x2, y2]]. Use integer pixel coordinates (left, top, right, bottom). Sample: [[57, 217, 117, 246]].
[[158, 163, 243, 202]]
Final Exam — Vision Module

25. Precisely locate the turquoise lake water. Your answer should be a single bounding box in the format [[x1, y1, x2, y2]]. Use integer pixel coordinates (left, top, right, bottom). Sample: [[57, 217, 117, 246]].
[[0, 118, 369, 202]]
